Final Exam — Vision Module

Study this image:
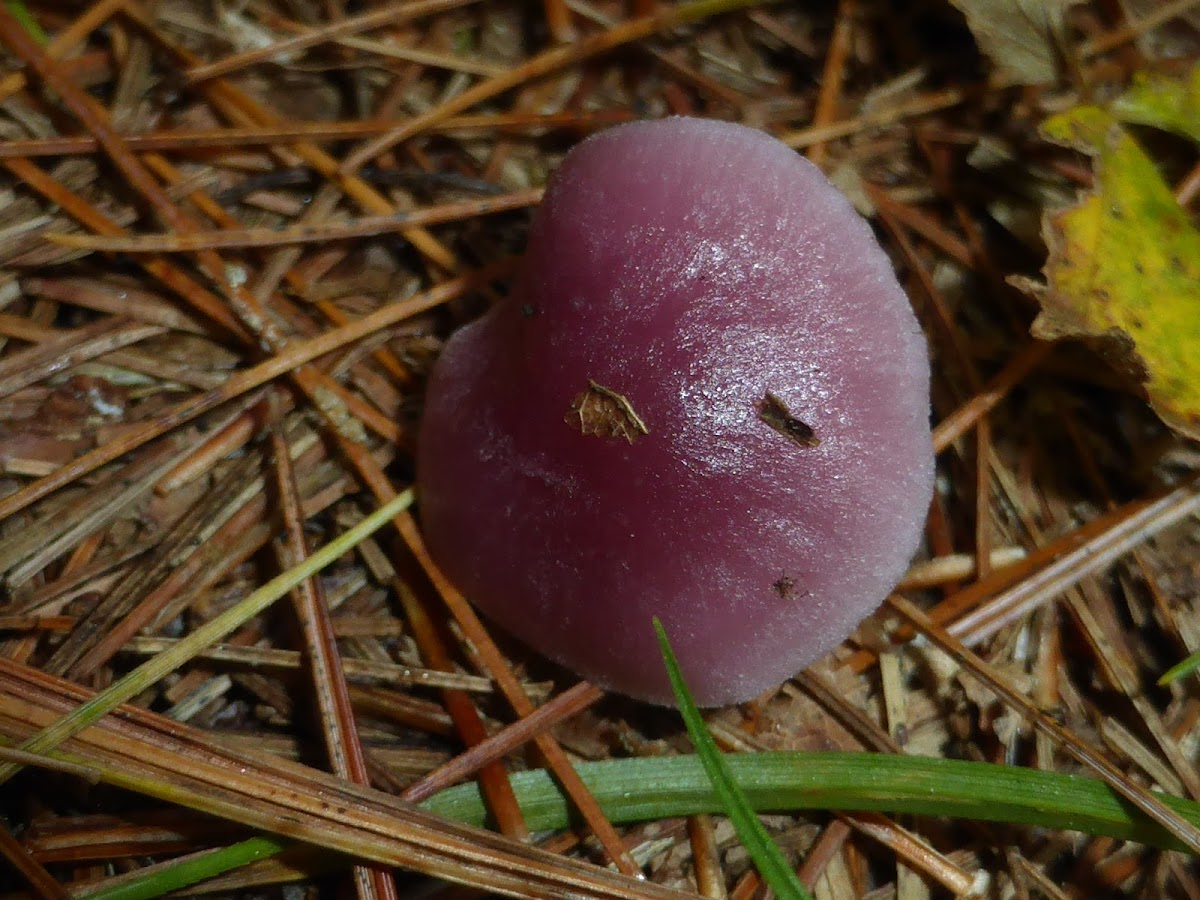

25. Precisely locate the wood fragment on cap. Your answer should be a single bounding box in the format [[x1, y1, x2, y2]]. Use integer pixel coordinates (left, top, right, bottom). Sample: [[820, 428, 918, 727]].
[[567, 381, 650, 443], [758, 391, 820, 448]]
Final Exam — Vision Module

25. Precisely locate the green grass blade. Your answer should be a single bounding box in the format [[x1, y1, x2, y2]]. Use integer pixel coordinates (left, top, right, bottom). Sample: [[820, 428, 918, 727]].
[[1159, 650, 1200, 685], [654, 618, 813, 900], [5, 0, 46, 44], [424, 752, 1200, 853], [78, 837, 292, 900], [0, 489, 413, 786], [73, 748, 1200, 898]]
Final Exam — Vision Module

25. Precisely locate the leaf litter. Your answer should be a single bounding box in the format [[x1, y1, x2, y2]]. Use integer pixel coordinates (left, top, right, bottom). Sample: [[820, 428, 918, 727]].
[[1, 2, 1200, 899]]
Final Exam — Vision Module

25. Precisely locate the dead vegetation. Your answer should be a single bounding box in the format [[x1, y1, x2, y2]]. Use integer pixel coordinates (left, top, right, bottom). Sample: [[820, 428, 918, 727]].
[[1, 1, 1200, 897]]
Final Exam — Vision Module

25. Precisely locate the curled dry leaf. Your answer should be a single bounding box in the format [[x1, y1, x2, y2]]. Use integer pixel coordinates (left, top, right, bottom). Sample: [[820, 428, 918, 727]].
[[948, 0, 1081, 85]]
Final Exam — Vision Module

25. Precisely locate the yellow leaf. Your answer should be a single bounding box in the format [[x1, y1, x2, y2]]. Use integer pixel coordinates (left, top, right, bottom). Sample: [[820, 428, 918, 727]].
[[1027, 106, 1200, 438], [1111, 63, 1200, 144]]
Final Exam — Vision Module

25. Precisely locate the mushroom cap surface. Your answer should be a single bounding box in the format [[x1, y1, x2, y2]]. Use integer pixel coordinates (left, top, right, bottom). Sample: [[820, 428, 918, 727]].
[[417, 117, 934, 706]]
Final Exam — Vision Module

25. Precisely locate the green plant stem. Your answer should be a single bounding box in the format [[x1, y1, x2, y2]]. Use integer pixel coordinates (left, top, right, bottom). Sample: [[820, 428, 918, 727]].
[[80, 837, 292, 900], [4, 0, 46, 44], [425, 753, 1200, 852], [655, 619, 812, 900], [77, 751, 1200, 899]]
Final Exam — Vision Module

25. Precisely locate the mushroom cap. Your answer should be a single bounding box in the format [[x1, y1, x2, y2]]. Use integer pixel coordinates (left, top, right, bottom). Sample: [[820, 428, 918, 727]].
[[417, 117, 934, 706]]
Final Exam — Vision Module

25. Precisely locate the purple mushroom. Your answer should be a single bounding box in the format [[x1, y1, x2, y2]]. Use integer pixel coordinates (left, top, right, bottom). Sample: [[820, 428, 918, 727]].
[[417, 117, 934, 706]]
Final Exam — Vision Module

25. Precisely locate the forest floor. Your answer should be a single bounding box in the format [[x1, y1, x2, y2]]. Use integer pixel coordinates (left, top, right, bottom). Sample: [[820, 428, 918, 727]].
[[1, 1, 1200, 898]]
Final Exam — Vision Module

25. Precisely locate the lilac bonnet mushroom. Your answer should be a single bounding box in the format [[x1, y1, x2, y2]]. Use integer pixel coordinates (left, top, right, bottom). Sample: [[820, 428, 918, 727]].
[[417, 117, 934, 706]]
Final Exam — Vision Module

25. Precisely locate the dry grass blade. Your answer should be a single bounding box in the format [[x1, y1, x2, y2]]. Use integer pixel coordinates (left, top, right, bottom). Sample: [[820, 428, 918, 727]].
[[0, 659, 691, 900]]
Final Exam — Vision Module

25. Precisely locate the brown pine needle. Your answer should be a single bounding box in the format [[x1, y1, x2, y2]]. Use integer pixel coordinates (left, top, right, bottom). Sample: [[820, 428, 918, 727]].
[[888, 595, 1200, 856], [339, 0, 771, 173], [0, 268, 490, 523], [0, 658, 689, 900], [0, 317, 164, 399], [0, 111, 633, 158], [47, 189, 542, 253], [270, 429, 395, 900], [184, 0, 481, 84], [402, 681, 605, 803]]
